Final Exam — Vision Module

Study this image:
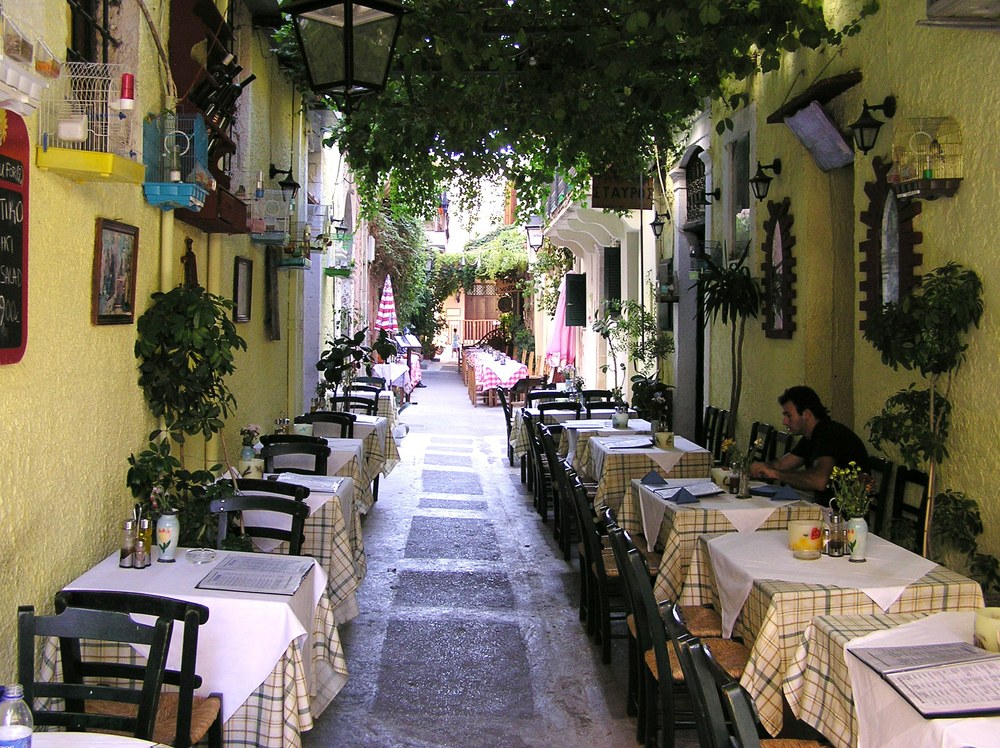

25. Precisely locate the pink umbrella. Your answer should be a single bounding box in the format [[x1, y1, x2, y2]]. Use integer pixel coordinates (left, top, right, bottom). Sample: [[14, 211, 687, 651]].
[[375, 275, 399, 334], [545, 277, 576, 369]]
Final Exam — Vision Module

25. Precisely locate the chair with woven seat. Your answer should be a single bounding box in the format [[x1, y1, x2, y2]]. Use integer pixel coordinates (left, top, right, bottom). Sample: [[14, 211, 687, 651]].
[[18, 596, 173, 742], [567, 473, 625, 663], [890, 466, 928, 551], [866, 455, 894, 536], [538, 422, 569, 543], [210, 486, 311, 555], [524, 417, 556, 518], [295, 410, 357, 438], [50, 590, 223, 748], [328, 395, 378, 416], [261, 440, 331, 475]]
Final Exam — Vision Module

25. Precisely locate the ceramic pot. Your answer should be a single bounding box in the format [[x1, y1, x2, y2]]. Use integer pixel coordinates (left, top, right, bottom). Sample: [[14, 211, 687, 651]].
[[847, 516, 869, 562], [156, 510, 180, 563], [241, 445, 255, 461], [611, 408, 630, 428], [654, 432, 673, 449]]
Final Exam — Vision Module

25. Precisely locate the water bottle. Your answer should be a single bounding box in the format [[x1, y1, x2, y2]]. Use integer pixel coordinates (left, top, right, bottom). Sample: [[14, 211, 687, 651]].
[[0, 683, 33, 747]]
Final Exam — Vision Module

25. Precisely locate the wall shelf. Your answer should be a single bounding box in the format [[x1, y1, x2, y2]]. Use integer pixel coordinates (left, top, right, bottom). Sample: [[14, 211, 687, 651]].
[[892, 177, 962, 201]]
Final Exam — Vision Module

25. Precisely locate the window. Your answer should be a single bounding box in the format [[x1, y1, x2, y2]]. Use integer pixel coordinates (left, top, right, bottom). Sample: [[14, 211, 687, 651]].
[[602, 245, 621, 308], [730, 133, 751, 255], [685, 150, 706, 224], [67, 0, 117, 63]]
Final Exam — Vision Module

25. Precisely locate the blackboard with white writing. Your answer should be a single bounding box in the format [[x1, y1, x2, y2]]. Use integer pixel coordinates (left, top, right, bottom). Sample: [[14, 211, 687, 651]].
[[0, 112, 28, 365]]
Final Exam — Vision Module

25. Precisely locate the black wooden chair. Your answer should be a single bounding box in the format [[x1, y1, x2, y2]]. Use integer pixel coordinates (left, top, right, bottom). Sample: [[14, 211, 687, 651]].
[[261, 441, 331, 475], [867, 456, 894, 536], [345, 384, 382, 401], [210, 488, 311, 555], [890, 466, 929, 551], [525, 389, 565, 407], [259, 433, 325, 447], [538, 422, 568, 537], [52, 590, 223, 748], [495, 387, 516, 467], [18, 596, 173, 741], [354, 376, 387, 390], [711, 409, 730, 464], [703, 406, 720, 458], [581, 389, 613, 402], [328, 395, 378, 416], [536, 399, 582, 421], [585, 400, 622, 417], [295, 410, 356, 438], [747, 422, 776, 464]]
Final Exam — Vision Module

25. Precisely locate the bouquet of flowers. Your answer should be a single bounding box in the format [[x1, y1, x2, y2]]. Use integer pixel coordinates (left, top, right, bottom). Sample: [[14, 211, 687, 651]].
[[240, 424, 261, 447], [830, 461, 875, 519]]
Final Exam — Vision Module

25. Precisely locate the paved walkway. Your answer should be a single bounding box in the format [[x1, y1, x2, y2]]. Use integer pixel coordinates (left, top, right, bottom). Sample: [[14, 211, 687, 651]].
[[302, 363, 647, 747]]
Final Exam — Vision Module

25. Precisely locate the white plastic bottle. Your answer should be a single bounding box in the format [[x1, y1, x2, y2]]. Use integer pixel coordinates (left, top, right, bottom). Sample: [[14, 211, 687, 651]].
[[0, 684, 32, 747]]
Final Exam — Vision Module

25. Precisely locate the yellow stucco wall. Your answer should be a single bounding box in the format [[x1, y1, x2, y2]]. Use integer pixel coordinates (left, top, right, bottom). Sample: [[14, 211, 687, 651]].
[[704, 0, 1000, 555], [0, 0, 303, 680]]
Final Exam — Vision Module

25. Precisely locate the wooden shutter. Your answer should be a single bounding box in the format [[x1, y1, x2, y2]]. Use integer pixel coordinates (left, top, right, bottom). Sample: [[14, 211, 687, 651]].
[[565, 273, 586, 327]]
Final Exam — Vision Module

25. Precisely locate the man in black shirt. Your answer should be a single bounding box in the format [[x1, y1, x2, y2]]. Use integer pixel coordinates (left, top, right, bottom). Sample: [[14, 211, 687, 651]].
[[749, 386, 868, 503]]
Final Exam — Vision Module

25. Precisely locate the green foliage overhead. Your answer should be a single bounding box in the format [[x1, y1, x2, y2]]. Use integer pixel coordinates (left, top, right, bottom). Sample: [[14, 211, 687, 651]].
[[525, 241, 575, 317], [465, 226, 529, 279], [291, 0, 875, 215], [371, 210, 430, 326]]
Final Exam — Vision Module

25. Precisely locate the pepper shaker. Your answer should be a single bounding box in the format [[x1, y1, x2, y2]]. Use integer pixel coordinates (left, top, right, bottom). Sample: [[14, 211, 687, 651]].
[[119, 519, 136, 568]]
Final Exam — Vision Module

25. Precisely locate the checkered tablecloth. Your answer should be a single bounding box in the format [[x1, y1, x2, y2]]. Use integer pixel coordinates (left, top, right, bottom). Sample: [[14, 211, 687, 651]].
[[586, 435, 711, 515], [678, 535, 985, 736], [471, 350, 529, 389], [785, 613, 928, 748], [564, 419, 653, 473], [510, 407, 588, 459], [52, 554, 347, 748], [622, 480, 823, 602], [377, 390, 399, 432]]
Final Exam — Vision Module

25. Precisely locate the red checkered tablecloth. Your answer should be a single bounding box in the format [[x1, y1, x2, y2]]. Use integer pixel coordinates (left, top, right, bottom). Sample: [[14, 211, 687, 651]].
[[471, 350, 528, 389]]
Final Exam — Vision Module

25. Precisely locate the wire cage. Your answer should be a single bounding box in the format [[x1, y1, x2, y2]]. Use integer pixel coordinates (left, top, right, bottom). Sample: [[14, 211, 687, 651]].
[[889, 117, 963, 185], [247, 188, 292, 243], [37, 61, 137, 160], [142, 113, 209, 184]]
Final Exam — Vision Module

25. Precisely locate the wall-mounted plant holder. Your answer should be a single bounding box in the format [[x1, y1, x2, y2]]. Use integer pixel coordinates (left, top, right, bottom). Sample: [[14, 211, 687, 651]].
[[889, 117, 963, 200], [324, 262, 354, 278], [36, 62, 142, 183], [141, 112, 210, 210], [0, 14, 49, 115]]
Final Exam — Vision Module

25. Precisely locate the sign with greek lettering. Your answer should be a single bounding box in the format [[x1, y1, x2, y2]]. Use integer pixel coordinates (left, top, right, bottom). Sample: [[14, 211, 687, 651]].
[[591, 174, 653, 210], [0, 111, 27, 364]]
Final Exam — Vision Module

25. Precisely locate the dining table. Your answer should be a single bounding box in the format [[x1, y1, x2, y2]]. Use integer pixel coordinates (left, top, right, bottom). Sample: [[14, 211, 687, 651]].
[[584, 434, 712, 515], [678, 531, 985, 736], [560, 418, 653, 473], [51, 548, 346, 748], [32, 735, 171, 746], [509, 406, 639, 461], [469, 349, 529, 390], [372, 362, 412, 392], [625, 478, 823, 601]]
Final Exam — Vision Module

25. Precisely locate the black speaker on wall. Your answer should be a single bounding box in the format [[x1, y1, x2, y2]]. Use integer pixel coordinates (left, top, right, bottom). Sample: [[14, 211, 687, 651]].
[[565, 273, 586, 327]]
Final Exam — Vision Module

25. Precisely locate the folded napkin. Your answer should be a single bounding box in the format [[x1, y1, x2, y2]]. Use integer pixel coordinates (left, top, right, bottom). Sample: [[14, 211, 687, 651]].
[[641, 470, 667, 486], [750, 484, 801, 500], [750, 484, 779, 497], [668, 487, 699, 504]]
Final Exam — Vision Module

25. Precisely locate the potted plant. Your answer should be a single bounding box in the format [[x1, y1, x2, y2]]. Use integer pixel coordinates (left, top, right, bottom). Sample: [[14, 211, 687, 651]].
[[129, 283, 246, 547], [316, 327, 397, 398], [698, 243, 760, 439], [592, 299, 674, 402], [864, 262, 983, 558], [829, 461, 875, 561]]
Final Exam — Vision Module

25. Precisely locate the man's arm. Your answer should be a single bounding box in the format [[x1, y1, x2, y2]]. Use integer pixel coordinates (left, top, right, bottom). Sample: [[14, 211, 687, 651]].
[[750, 454, 834, 493]]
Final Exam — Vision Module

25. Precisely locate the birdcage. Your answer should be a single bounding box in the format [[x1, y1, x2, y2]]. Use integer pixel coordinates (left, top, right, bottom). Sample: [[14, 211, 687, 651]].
[[141, 112, 210, 210], [889, 117, 963, 199], [248, 188, 292, 243], [38, 62, 137, 157]]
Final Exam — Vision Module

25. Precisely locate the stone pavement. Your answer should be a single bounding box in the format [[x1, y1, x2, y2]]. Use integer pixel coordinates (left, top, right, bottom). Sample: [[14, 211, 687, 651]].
[[301, 363, 664, 748]]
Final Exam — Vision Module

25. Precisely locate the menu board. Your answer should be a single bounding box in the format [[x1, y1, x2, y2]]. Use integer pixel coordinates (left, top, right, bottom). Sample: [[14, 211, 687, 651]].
[[0, 110, 28, 364]]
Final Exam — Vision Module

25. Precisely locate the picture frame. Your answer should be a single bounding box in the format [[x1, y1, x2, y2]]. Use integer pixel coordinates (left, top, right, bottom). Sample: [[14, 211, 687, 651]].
[[92, 218, 139, 325], [233, 256, 252, 323]]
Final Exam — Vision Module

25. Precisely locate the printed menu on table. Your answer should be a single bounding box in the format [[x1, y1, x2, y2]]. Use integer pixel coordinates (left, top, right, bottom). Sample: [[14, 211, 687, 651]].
[[196, 554, 314, 596], [853, 643, 1000, 717]]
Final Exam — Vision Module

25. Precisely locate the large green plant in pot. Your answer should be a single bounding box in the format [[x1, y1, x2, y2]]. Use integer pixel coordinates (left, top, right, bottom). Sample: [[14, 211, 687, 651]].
[[698, 244, 759, 438], [592, 299, 674, 398], [864, 262, 983, 559], [316, 328, 397, 397], [129, 284, 247, 546]]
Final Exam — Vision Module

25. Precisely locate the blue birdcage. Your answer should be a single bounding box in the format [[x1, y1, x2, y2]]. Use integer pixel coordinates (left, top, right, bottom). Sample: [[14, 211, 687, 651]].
[[141, 112, 210, 210]]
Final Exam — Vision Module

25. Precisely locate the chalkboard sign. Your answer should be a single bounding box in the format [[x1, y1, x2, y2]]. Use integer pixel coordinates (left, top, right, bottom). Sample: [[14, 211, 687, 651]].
[[0, 111, 28, 364]]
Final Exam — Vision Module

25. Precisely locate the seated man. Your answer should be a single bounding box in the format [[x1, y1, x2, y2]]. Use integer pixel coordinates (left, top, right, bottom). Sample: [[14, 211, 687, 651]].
[[749, 385, 868, 504]]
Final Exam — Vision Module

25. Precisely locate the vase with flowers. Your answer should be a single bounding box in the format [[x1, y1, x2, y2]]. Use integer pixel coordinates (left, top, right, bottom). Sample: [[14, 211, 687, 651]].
[[830, 461, 875, 562], [721, 438, 757, 498], [240, 424, 261, 461]]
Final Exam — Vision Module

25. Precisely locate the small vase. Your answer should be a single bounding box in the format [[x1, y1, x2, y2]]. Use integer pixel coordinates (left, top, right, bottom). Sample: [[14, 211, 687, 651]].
[[847, 516, 869, 562], [241, 444, 255, 461], [737, 470, 751, 499], [611, 408, 630, 428], [156, 509, 180, 563]]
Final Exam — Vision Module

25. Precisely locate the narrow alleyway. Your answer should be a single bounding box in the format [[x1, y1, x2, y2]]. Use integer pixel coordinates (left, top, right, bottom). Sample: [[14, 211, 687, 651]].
[[303, 362, 665, 747]]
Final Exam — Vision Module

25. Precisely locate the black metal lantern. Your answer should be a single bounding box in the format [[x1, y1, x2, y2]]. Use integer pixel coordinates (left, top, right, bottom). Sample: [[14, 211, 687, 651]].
[[749, 159, 782, 201], [286, 0, 408, 110], [849, 96, 896, 155], [650, 211, 668, 238], [269, 163, 300, 202]]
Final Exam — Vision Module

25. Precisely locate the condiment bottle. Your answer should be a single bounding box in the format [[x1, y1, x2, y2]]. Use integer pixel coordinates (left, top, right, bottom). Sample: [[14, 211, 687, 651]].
[[138, 518, 153, 565], [827, 511, 846, 557], [119, 519, 136, 568]]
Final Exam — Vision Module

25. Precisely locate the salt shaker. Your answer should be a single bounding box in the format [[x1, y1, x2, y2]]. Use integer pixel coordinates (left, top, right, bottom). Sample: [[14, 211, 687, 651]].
[[119, 519, 136, 568]]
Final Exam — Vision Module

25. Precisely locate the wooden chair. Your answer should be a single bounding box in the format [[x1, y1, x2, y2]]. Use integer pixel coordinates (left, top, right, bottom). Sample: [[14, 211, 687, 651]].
[[328, 395, 378, 416], [354, 376, 386, 389], [345, 384, 382, 401], [585, 400, 621, 417], [538, 423, 570, 545], [866, 456, 894, 536], [703, 406, 720, 458], [210, 485, 311, 554], [567, 474, 625, 663], [525, 389, 564, 407], [261, 441, 331, 475], [18, 597, 173, 741], [890, 466, 929, 551], [747, 422, 775, 463], [52, 590, 223, 748], [770, 430, 798, 462], [712, 409, 730, 464], [536, 399, 582, 421], [495, 387, 516, 467], [295, 410, 356, 438], [525, 418, 557, 520], [581, 389, 613, 402], [509, 376, 545, 407]]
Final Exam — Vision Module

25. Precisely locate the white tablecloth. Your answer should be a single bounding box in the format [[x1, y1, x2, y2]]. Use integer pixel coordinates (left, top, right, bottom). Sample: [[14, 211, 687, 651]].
[[847, 611, 1000, 748], [64, 550, 329, 723], [708, 531, 938, 637], [373, 362, 410, 390]]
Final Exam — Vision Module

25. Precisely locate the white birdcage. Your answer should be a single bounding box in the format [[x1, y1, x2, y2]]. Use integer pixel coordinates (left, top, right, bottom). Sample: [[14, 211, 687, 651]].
[[248, 188, 292, 243], [37, 61, 137, 161]]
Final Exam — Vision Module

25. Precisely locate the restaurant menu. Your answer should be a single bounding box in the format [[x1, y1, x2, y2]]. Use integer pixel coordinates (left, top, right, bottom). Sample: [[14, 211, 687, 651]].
[[196, 554, 314, 596], [853, 643, 1000, 717]]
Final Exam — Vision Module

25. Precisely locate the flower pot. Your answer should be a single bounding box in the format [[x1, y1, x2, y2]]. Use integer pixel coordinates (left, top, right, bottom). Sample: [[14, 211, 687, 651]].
[[847, 517, 869, 562], [611, 409, 630, 428], [240, 445, 255, 461]]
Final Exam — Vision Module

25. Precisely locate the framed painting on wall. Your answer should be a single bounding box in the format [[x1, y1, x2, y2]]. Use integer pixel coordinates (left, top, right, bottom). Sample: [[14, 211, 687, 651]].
[[92, 218, 139, 325]]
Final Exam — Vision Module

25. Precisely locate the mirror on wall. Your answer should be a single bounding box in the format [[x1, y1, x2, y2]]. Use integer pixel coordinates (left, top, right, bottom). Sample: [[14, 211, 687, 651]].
[[760, 197, 796, 339]]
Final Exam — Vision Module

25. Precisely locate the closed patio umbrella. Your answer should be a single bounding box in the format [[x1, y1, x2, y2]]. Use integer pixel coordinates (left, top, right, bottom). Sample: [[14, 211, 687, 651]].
[[375, 275, 399, 334], [545, 277, 576, 369]]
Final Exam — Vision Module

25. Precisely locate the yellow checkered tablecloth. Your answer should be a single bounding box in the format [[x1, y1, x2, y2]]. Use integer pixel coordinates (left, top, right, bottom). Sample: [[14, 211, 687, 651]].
[[622, 480, 823, 602], [510, 407, 586, 459], [586, 436, 711, 515], [785, 613, 928, 748], [38, 592, 346, 748], [678, 535, 985, 737]]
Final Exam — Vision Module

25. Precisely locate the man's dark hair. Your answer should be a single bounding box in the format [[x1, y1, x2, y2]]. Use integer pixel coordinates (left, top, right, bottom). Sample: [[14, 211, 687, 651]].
[[778, 386, 830, 420]]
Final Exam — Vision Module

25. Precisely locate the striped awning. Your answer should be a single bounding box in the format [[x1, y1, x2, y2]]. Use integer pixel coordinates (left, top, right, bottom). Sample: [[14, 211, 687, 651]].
[[375, 275, 399, 334]]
